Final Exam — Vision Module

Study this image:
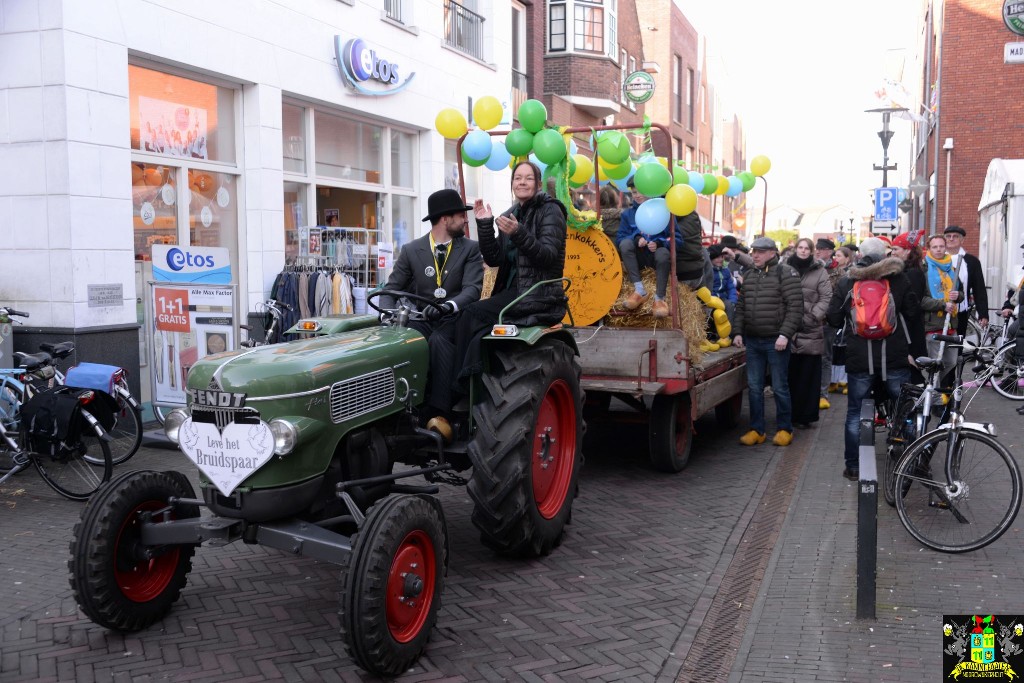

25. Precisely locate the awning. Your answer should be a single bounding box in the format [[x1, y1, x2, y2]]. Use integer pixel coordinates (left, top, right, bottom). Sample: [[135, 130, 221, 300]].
[[979, 158, 1024, 211]]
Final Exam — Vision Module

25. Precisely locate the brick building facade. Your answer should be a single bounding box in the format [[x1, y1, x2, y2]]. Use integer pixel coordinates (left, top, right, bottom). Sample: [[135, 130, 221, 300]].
[[913, 0, 1024, 254]]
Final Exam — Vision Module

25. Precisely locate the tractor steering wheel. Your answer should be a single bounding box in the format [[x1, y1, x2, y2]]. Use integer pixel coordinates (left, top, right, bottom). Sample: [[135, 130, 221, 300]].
[[366, 289, 444, 323]]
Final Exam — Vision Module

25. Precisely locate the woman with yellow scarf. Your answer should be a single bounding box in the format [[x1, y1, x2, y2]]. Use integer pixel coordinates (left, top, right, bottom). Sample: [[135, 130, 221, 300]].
[[922, 234, 962, 374]]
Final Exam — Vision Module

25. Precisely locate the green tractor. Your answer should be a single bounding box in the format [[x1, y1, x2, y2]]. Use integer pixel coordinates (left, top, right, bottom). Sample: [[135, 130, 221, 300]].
[[68, 282, 583, 677]]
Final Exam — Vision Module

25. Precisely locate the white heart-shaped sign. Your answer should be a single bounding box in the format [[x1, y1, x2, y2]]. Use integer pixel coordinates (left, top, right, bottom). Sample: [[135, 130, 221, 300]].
[[178, 418, 275, 497]]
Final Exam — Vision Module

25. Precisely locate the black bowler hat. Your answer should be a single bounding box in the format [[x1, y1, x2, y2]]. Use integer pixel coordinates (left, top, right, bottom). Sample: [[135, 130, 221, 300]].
[[943, 225, 967, 237], [816, 238, 835, 251], [422, 189, 473, 222]]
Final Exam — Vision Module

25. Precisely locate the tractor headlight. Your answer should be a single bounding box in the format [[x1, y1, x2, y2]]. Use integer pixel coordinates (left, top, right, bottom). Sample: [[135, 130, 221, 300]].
[[269, 419, 298, 455], [164, 408, 189, 444]]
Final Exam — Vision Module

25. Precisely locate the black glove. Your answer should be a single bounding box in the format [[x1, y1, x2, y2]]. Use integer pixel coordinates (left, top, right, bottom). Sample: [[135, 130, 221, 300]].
[[424, 301, 454, 321]]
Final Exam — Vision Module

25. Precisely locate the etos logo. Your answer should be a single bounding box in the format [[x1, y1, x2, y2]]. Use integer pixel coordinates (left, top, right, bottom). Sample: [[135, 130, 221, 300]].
[[343, 38, 400, 84], [166, 247, 215, 271]]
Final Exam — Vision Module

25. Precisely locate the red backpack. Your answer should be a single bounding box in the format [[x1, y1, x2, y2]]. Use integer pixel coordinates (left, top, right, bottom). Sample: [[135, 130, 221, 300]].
[[850, 279, 897, 340]]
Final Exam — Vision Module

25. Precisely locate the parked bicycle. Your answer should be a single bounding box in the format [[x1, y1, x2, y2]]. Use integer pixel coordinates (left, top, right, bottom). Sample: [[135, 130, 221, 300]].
[[0, 309, 113, 500], [240, 298, 292, 347], [888, 334, 1022, 553]]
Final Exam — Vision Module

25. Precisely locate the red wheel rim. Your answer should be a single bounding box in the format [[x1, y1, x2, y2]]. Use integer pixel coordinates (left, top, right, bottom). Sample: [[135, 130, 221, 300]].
[[532, 379, 577, 519], [386, 529, 436, 643], [114, 502, 180, 602]]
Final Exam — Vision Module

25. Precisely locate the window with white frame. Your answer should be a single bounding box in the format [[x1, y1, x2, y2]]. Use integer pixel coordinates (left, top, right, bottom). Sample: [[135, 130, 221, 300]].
[[628, 55, 636, 110], [672, 55, 682, 123], [548, 0, 617, 56], [512, 2, 527, 91], [620, 49, 627, 104]]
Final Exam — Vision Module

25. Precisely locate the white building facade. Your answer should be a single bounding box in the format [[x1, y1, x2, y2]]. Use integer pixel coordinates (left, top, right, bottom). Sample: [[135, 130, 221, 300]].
[[0, 0, 510, 404]]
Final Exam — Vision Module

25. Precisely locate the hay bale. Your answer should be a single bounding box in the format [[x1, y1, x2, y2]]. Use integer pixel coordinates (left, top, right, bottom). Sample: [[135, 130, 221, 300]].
[[605, 268, 709, 364]]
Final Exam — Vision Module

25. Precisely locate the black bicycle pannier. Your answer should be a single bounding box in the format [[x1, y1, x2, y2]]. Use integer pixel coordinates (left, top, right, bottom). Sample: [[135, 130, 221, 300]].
[[19, 386, 84, 456]]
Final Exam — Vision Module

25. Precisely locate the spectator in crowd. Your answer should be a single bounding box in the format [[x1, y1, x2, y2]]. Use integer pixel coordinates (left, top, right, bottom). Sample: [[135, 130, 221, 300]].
[[732, 236, 804, 447], [815, 238, 838, 407], [827, 246, 855, 393], [828, 237, 925, 481], [922, 234, 962, 376], [783, 238, 832, 427], [674, 210, 713, 291], [708, 243, 737, 321], [890, 230, 933, 384], [615, 178, 672, 318], [943, 225, 989, 334]]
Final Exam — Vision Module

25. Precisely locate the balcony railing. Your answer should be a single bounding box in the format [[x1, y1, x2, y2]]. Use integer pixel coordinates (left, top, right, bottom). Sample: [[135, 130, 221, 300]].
[[384, 0, 403, 23], [444, 0, 485, 61]]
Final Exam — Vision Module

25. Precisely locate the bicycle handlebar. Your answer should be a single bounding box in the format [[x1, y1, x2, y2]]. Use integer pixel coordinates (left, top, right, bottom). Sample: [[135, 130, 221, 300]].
[[0, 307, 29, 318], [933, 334, 963, 344], [266, 299, 292, 312]]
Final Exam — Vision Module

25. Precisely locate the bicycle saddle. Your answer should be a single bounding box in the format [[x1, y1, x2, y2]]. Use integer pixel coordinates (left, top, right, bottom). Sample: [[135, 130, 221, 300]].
[[915, 356, 944, 370], [14, 351, 53, 371], [39, 341, 75, 359]]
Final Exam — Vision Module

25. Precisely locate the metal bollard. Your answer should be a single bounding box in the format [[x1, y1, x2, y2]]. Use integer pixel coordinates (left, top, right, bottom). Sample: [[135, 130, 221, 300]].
[[856, 399, 877, 620]]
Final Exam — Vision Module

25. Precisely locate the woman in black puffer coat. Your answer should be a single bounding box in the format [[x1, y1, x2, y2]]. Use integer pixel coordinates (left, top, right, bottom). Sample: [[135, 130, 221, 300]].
[[428, 161, 567, 414]]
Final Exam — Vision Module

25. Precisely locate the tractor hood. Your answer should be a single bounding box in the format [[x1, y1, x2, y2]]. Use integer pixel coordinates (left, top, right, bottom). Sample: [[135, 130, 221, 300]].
[[185, 326, 428, 399]]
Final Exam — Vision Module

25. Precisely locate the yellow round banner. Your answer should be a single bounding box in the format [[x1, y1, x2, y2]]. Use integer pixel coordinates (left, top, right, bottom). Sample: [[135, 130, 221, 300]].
[[562, 228, 623, 326]]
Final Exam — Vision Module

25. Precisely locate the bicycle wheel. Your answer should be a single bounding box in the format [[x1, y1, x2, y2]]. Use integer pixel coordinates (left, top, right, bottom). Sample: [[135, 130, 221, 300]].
[[0, 384, 22, 473], [884, 389, 921, 506], [990, 343, 1024, 400], [33, 407, 112, 501], [964, 319, 985, 348], [893, 428, 1022, 553], [85, 396, 142, 466]]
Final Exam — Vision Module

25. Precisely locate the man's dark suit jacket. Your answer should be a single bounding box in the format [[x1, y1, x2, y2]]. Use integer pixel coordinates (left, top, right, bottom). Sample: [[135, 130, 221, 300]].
[[380, 233, 484, 313]]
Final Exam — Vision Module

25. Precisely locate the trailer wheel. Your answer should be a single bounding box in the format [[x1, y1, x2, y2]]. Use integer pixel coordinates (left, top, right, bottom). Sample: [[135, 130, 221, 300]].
[[649, 394, 693, 472], [68, 470, 199, 631], [340, 494, 448, 678], [714, 393, 743, 429], [468, 339, 584, 557]]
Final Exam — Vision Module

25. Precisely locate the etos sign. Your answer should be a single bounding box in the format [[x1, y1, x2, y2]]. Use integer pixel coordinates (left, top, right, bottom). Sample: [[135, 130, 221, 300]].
[[335, 36, 416, 95]]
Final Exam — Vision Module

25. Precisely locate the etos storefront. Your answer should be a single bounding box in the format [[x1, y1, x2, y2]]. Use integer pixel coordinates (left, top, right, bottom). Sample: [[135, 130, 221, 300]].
[[1, 1, 510, 415]]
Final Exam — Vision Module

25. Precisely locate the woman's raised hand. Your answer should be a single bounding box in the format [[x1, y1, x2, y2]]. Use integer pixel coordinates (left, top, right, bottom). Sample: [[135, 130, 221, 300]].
[[473, 199, 492, 220]]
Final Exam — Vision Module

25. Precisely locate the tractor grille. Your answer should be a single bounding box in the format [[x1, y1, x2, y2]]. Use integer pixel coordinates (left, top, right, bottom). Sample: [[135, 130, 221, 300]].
[[330, 368, 395, 424], [191, 404, 260, 430]]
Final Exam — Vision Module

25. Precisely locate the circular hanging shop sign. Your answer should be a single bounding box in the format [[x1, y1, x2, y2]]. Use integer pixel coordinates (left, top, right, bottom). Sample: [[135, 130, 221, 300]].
[[1006, 0, 1024, 35], [623, 71, 656, 104]]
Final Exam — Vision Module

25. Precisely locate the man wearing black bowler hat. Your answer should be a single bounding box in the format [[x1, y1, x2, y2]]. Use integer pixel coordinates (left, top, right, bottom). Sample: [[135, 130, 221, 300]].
[[380, 188, 484, 337]]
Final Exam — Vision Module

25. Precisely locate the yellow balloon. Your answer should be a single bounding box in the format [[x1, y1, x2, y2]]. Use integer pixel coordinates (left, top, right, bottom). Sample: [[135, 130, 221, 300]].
[[665, 184, 698, 216], [570, 154, 594, 184], [714, 175, 729, 195], [435, 108, 468, 139], [751, 155, 771, 177], [656, 156, 669, 168], [598, 163, 609, 181], [473, 96, 503, 131]]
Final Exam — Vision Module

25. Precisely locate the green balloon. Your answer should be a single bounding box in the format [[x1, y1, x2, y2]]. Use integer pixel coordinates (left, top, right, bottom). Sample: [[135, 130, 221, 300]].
[[672, 165, 689, 185], [532, 129, 567, 166], [739, 171, 756, 192], [504, 128, 534, 157], [702, 173, 718, 195], [462, 146, 487, 167], [634, 163, 673, 197], [568, 156, 577, 176], [518, 99, 547, 133], [605, 159, 633, 180], [597, 131, 631, 165]]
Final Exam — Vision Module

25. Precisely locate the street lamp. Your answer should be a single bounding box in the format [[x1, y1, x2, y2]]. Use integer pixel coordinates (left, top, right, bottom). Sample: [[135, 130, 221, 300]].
[[848, 215, 855, 245], [874, 112, 899, 187]]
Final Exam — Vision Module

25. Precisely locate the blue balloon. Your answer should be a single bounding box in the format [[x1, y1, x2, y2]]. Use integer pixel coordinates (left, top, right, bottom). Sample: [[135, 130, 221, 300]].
[[485, 139, 512, 171], [687, 172, 705, 194], [726, 176, 743, 197], [636, 198, 671, 236], [463, 129, 492, 161], [568, 139, 578, 157]]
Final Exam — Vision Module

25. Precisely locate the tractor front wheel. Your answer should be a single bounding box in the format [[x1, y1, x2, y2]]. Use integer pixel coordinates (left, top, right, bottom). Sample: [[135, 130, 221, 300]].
[[340, 494, 448, 677], [68, 470, 199, 631]]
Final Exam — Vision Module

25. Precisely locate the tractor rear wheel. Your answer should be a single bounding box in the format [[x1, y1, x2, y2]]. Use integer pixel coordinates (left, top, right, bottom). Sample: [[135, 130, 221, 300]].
[[468, 339, 584, 557]]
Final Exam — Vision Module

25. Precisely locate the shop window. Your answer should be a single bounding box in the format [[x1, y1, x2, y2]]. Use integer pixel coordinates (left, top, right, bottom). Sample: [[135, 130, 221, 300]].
[[131, 163, 178, 260], [283, 104, 306, 174], [129, 65, 236, 163], [390, 129, 415, 189], [188, 170, 238, 255], [314, 111, 383, 183], [390, 194, 416, 257]]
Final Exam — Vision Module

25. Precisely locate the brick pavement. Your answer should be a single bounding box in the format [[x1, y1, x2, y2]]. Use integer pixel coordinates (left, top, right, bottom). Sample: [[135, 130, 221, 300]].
[[2, 387, 1021, 682]]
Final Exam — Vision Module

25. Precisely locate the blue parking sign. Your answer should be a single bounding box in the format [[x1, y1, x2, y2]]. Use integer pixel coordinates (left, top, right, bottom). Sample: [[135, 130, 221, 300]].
[[874, 187, 898, 222]]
